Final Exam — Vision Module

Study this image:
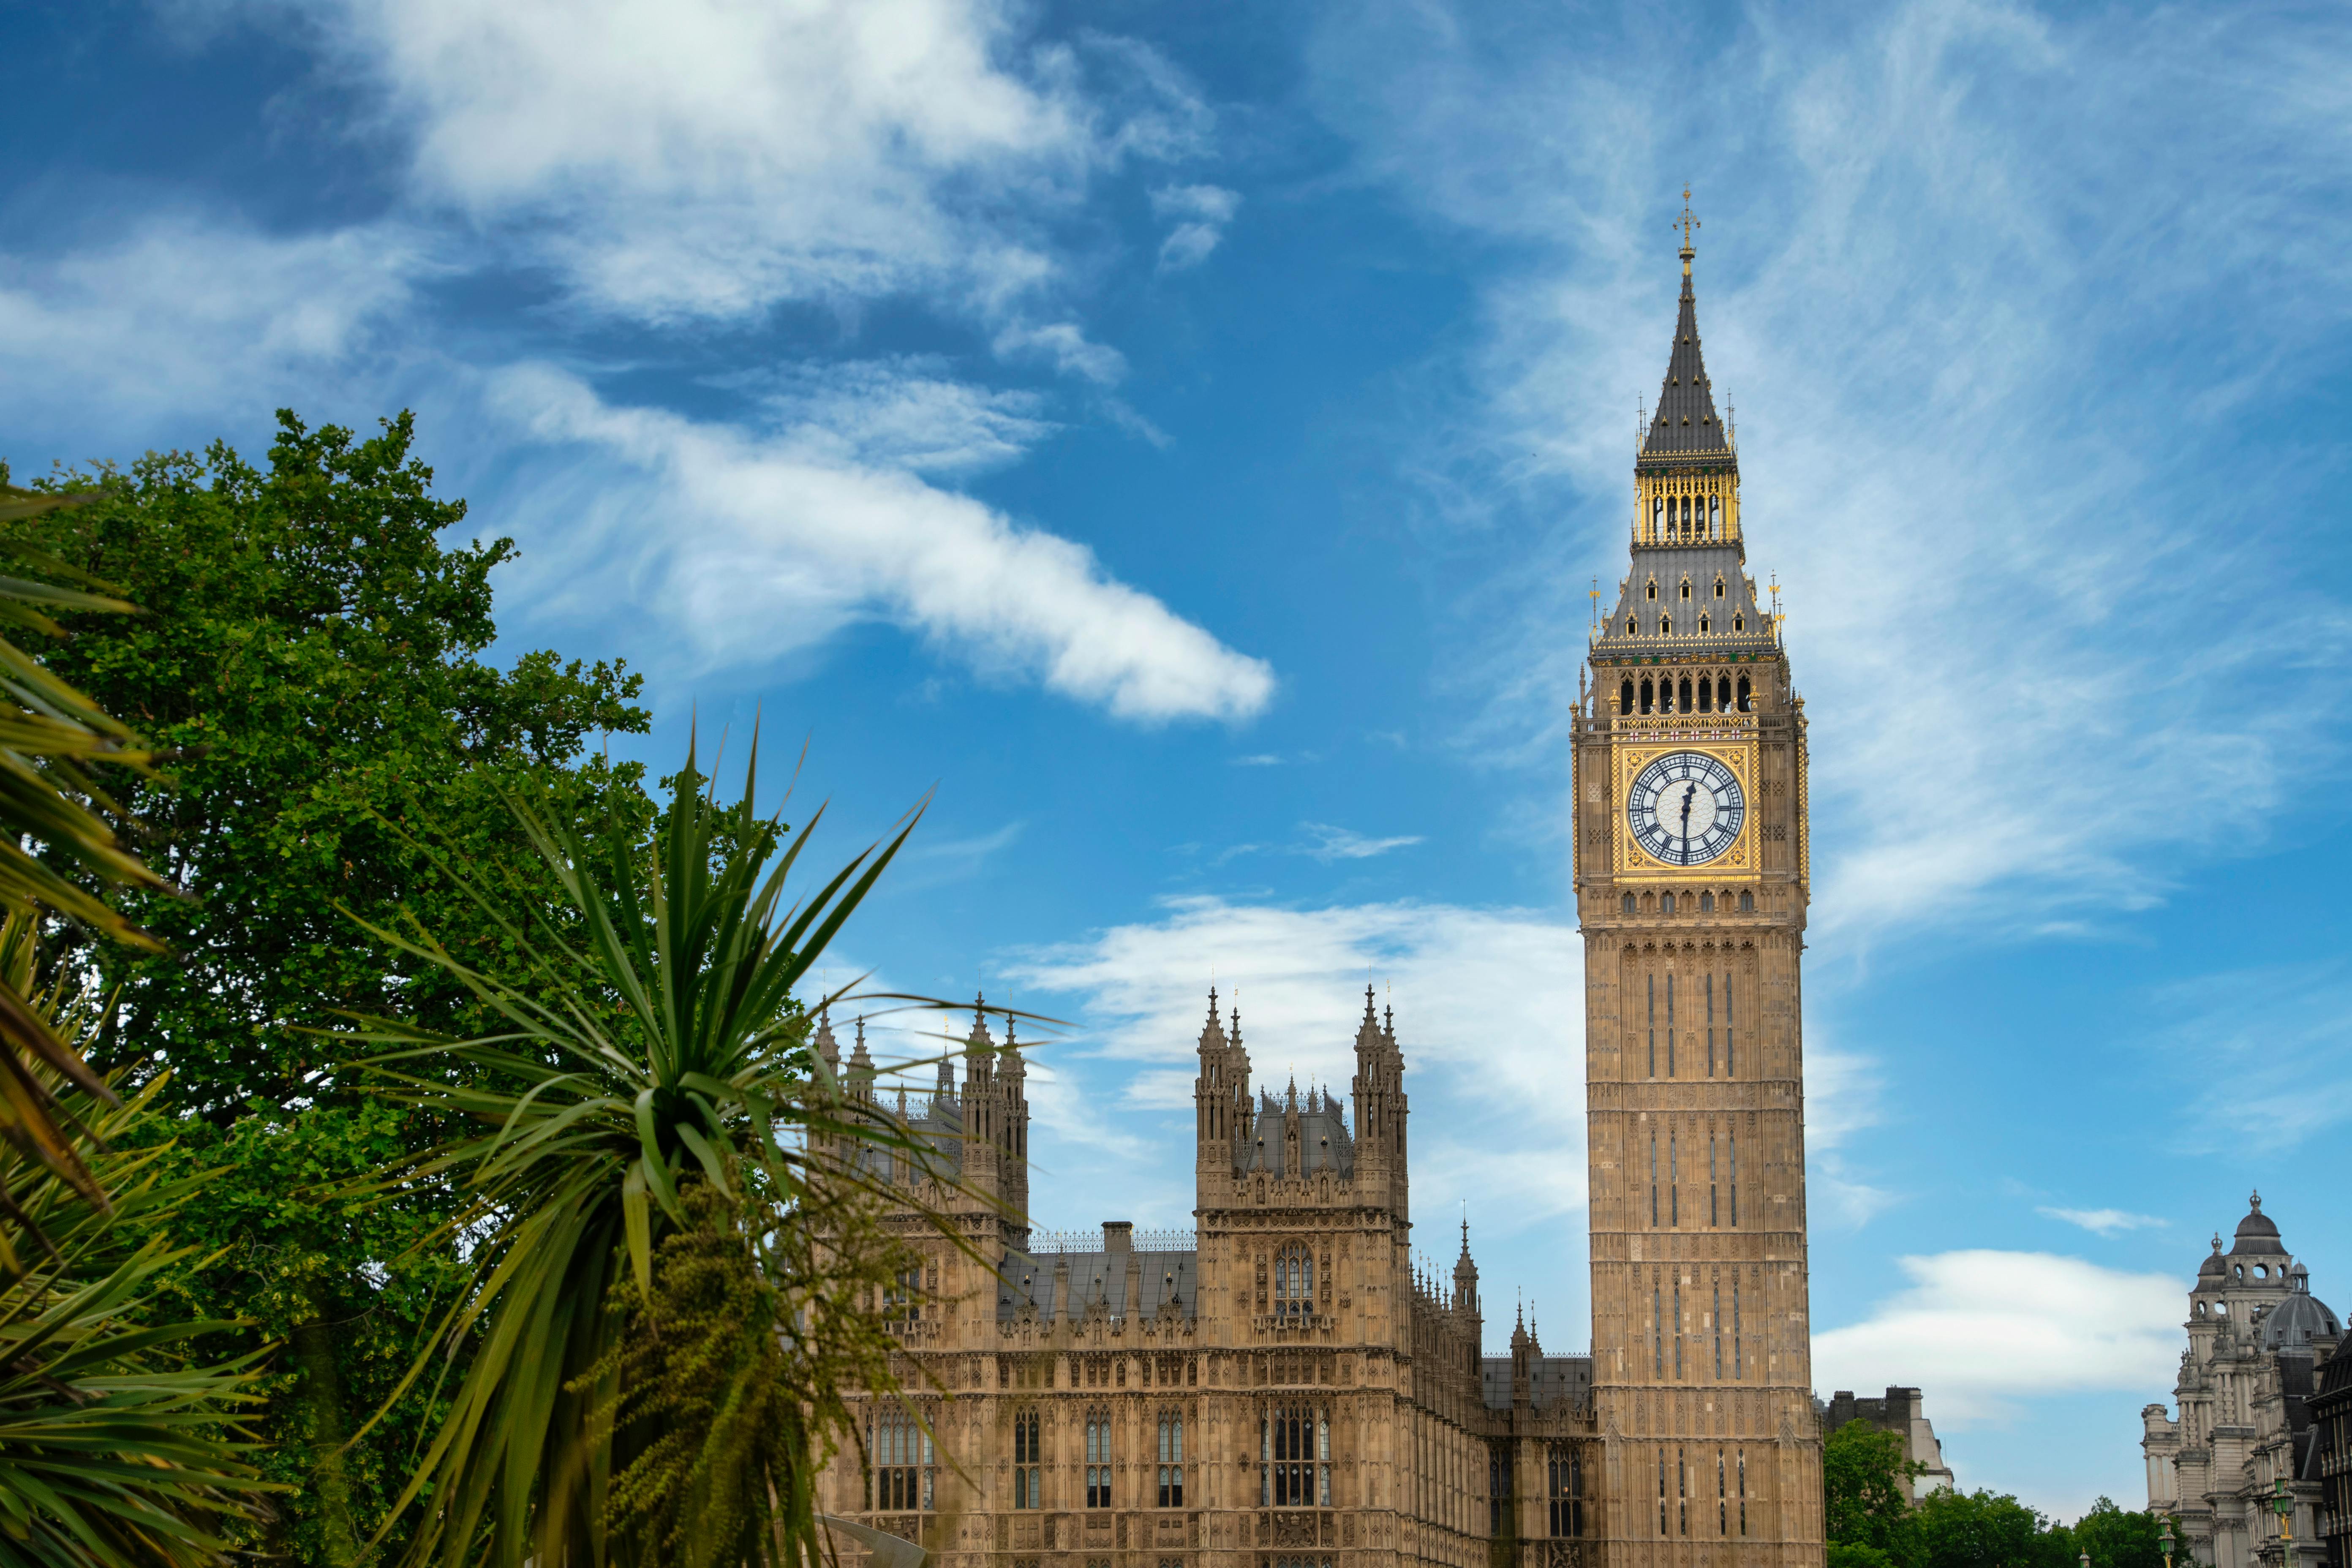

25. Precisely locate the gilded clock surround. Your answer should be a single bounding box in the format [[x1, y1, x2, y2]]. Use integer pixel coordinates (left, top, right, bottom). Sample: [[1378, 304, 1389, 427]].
[[1614, 741, 1756, 877]]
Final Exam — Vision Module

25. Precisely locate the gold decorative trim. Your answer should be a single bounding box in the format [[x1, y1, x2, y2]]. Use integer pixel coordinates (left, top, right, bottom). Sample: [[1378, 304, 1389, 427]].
[[1612, 740, 1757, 881]]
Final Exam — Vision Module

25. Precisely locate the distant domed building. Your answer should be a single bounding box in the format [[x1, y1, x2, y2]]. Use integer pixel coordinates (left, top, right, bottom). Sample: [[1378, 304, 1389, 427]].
[[2142, 1195, 2343, 1568]]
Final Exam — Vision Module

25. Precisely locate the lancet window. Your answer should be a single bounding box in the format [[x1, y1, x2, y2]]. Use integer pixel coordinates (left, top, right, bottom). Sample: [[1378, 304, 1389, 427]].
[[1260, 1405, 1330, 1507], [1013, 1408, 1043, 1508], [871, 1406, 934, 1512], [1157, 1412, 1185, 1507], [1274, 1244, 1315, 1319], [1085, 1410, 1112, 1508], [1547, 1445, 1584, 1537]]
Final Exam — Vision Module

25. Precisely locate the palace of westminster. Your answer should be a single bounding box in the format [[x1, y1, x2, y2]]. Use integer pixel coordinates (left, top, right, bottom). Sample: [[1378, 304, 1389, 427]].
[[814, 207, 1829, 1568]]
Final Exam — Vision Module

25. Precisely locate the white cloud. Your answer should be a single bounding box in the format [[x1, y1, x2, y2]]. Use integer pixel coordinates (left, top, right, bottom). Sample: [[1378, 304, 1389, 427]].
[[0, 219, 415, 436], [1001, 895, 1587, 1226], [1298, 822, 1424, 861], [2040, 1207, 2168, 1237], [1150, 183, 1241, 272], [291, 0, 1209, 323], [1813, 1250, 2183, 1425], [1306, 0, 2352, 943], [732, 359, 1056, 477], [991, 321, 1130, 386], [488, 364, 1274, 723]]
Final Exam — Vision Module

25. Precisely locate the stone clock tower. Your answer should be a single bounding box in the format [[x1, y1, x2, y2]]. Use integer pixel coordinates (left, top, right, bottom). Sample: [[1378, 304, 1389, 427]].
[[1571, 199, 1824, 1568]]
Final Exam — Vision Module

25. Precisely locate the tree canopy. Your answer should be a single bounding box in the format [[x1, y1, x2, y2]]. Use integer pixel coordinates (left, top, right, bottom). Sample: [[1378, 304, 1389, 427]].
[[1824, 1416, 2174, 1568], [11, 411, 656, 1563]]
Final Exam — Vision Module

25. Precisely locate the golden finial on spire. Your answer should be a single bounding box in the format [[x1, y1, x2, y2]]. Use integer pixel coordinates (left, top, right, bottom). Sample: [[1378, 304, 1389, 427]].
[[1674, 185, 1700, 277]]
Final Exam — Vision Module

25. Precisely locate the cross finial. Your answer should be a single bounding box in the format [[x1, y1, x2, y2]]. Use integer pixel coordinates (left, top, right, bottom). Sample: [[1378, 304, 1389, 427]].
[[1674, 185, 1700, 275]]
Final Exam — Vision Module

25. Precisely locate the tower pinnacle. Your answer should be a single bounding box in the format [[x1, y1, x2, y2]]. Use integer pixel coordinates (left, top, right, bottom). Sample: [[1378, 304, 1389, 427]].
[[1675, 184, 1700, 276]]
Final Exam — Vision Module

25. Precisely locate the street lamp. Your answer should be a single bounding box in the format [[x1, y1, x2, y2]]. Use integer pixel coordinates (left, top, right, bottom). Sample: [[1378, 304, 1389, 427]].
[[2160, 1517, 2175, 1568], [2272, 1478, 2293, 1545]]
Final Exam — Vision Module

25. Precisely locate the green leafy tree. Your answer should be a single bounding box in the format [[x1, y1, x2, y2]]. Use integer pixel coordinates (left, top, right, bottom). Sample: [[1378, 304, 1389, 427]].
[[1909, 1487, 2072, 1568], [350, 737, 945, 1568], [18, 411, 649, 1113], [10, 412, 655, 1563], [2070, 1497, 2171, 1568], [1825, 1418, 1925, 1556]]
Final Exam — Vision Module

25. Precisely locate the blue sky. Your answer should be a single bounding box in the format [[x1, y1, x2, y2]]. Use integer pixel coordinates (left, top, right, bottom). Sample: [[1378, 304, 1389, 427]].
[[6, 0, 2351, 1520]]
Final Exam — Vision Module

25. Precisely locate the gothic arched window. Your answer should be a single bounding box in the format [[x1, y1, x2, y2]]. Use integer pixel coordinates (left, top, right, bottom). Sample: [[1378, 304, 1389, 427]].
[[1013, 1408, 1043, 1508], [1157, 1411, 1185, 1507], [1260, 1405, 1330, 1506], [1622, 893, 1636, 915], [1085, 1409, 1113, 1508], [1275, 1244, 1314, 1318], [1640, 677, 1655, 714], [1620, 678, 1634, 715], [1660, 615, 1672, 637], [1548, 1444, 1584, 1537], [871, 1406, 934, 1511], [1735, 674, 1751, 711], [1738, 890, 1754, 913]]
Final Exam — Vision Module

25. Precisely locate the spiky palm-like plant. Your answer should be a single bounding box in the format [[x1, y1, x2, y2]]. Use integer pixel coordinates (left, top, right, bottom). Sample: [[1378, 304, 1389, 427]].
[[0, 482, 168, 1232], [355, 737, 969, 1568], [0, 923, 269, 1567]]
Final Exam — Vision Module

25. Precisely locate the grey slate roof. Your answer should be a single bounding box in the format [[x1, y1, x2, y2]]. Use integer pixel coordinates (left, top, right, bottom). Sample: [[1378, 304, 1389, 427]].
[[1642, 269, 1730, 458], [996, 1245, 1198, 1323], [1243, 1087, 1354, 1176], [1595, 543, 1770, 658], [1479, 1354, 1595, 1412], [2259, 1267, 2342, 1353], [2232, 1192, 2287, 1256]]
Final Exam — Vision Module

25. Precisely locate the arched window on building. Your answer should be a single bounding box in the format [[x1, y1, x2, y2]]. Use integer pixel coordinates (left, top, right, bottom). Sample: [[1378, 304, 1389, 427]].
[[1157, 1411, 1185, 1507], [1620, 678, 1635, 715], [1013, 1408, 1042, 1509], [1738, 890, 1754, 913], [871, 1405, 934, 1512], [1622, 892, 1636, 915], [1640, 677, 1655, 714], [1085, 1410, 1113, 1508], [1736, 674, 1752, 711], [1548, 1445, 1584, 1537], [1275, 1243, 1315, 1319], [1490, 1443, 1513, 1535], [1261, 1405, 1330, 1506]]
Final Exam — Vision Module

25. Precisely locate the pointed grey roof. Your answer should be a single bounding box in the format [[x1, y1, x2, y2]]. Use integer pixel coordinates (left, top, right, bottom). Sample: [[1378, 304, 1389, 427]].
[[1642, 265, 1730, 458]]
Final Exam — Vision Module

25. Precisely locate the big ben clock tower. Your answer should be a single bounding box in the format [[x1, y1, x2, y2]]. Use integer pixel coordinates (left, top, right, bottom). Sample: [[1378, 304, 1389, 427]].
[[1573, 195, 1824, 1568]]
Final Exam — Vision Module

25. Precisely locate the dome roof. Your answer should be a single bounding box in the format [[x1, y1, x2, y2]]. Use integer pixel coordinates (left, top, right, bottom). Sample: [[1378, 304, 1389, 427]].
[[2257, 1266, 2340, 1352], [2230, 1192, 2287, 1257], [2199, 1235, 2228, 1278]]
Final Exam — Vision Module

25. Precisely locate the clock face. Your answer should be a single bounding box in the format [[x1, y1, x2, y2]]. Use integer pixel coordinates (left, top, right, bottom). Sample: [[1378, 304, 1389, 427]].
[[1627, 751, 1746, 866]]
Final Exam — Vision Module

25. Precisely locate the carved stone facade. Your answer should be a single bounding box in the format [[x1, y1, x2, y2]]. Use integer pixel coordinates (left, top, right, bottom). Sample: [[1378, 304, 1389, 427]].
[[815, 218, 1818, 1568], [814, 994, 1599, 1568], [2142, 1197, 2343, 1568], [1569, 208, 1824, 1568]]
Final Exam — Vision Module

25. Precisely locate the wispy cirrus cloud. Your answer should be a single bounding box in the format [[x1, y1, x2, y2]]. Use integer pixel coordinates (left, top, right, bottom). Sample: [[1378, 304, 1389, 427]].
[[1308, 0, 2352, 943], [1151, 183, 1241, 272], [2039, 1207, 2169, 1238], [1297, 822, 1423, 861]]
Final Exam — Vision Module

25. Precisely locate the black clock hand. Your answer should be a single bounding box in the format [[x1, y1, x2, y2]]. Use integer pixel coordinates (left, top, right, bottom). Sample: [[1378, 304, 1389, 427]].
[[1678, 782, 1697, 837]]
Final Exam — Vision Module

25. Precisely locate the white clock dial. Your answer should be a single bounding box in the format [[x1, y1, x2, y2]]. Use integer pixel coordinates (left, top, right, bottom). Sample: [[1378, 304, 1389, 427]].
[[1626, 751, 1746, 867]]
